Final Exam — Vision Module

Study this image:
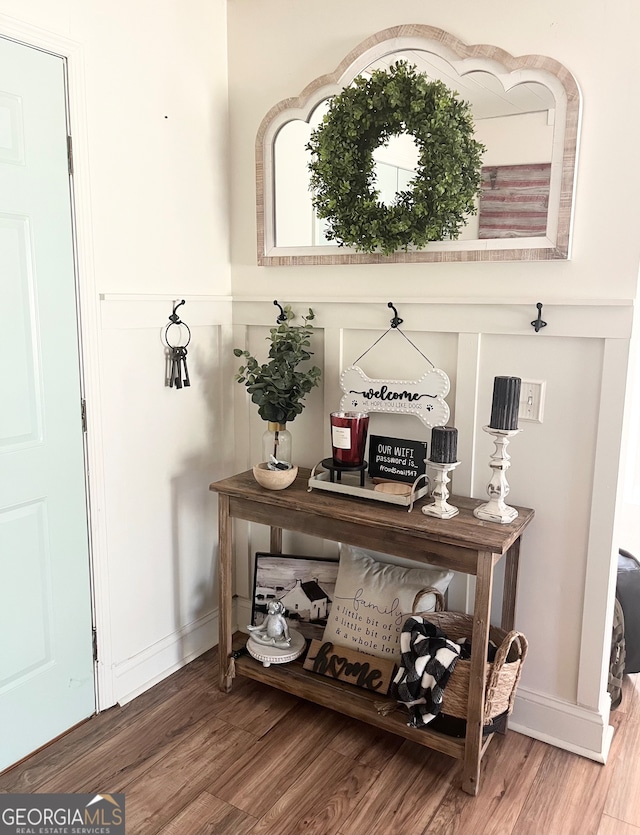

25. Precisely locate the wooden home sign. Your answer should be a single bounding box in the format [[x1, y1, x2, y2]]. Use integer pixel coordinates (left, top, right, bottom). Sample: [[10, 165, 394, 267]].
[[303, 640, 395, 694]]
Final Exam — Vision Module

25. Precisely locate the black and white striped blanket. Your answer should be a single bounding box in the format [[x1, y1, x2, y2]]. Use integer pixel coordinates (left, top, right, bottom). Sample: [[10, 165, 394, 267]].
[[390, 615, 462, 728]]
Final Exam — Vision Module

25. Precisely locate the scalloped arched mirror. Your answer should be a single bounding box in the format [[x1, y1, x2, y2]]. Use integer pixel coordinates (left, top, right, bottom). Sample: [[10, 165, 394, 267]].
[[256, 24, 581, 266]]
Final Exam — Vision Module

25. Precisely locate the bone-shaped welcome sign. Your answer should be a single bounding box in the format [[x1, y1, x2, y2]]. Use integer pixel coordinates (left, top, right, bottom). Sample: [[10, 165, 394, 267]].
[[340, 365, 451, 428]]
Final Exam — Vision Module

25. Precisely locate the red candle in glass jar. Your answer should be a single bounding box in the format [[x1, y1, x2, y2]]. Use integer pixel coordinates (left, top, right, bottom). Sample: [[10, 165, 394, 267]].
[[330, 411, 369, 466]]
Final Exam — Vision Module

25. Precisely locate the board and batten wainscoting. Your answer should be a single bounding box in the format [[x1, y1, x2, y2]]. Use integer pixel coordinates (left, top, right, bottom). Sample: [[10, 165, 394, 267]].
[[97, 294, 234, 705], [230, 296, 632, 763]]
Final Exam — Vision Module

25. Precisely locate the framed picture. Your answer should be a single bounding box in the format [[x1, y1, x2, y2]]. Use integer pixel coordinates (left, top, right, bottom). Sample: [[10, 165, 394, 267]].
[[251, 552, 339, 641]]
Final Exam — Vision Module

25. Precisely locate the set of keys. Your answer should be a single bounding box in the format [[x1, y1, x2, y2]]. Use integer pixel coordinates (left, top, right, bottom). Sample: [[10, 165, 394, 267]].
[[165, 300, 191, 391], [168, 346, 190, 389]]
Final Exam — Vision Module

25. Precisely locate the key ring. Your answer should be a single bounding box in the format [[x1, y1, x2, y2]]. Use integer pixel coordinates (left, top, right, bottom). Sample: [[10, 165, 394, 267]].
[[164, 300, 191, 349]]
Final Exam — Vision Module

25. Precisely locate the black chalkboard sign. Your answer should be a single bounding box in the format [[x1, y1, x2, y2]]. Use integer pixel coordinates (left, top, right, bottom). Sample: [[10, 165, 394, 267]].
[[368, 435, 428, 484]]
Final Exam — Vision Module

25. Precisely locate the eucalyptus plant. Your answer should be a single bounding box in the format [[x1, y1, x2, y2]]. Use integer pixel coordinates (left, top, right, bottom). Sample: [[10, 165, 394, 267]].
[[234, 306, 321, 425]]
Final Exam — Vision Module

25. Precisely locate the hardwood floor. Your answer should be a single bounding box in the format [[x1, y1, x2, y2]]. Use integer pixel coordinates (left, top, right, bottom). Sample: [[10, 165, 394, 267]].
[[2, 648, 640, 835]]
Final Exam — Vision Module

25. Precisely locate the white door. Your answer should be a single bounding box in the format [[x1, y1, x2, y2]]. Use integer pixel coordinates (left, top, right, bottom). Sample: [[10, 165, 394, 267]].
[[0, 37, 95, 771]]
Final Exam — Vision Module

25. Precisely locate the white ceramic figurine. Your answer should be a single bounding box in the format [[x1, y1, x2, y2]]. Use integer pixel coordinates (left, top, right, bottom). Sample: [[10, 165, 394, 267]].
[[247, 600, 291, 646]]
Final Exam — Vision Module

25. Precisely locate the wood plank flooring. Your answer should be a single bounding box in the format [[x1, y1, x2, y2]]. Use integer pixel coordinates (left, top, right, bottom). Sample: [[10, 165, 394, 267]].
[[2, 648, 639, 835]]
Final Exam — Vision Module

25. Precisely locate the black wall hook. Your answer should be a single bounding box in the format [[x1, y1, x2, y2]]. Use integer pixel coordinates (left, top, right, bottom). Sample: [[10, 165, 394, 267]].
[[531, 302, 547, 333], [273, 300, 287, 323], [169, 299, 185, 324], [165, 300, 191, 349], [388, 302, 403, 329]]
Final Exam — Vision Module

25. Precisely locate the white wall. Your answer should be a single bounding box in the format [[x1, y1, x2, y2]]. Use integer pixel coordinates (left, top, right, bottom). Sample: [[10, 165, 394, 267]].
[[227, 0, 640, 760], [0, 0, 231, 705]]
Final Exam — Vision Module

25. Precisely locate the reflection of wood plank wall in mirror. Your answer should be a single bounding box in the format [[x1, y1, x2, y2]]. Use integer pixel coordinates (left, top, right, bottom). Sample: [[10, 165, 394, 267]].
[[479, 164, 552, 239], [255, 23, 581, 266]]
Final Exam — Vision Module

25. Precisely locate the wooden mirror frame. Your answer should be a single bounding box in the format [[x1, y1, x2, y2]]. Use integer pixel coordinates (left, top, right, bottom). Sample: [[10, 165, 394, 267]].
[[256, 24, 581, 267]]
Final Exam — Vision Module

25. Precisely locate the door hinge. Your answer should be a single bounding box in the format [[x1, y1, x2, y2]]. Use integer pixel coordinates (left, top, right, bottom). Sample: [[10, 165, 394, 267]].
[[67, 135, 73, 175], [92, 627, 98, 662], [81, 398, 87, 433]]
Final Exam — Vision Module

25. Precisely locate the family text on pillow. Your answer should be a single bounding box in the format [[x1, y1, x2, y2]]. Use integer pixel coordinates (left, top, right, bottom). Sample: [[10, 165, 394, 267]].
[[322, 545, 453, 661]]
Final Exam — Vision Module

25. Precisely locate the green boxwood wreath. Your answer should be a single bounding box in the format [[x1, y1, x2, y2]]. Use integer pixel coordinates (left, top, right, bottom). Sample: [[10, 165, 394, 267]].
[[306, 61, 486, 255]]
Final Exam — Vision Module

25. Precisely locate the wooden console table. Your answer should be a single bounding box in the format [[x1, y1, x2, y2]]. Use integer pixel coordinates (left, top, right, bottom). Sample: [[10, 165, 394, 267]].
[[209, 468, 534, 795]]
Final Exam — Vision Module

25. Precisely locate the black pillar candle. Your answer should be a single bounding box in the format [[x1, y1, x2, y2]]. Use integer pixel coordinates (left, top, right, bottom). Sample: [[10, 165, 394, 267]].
[[430, 426, 458, 463], [489, 376, 521, 430]]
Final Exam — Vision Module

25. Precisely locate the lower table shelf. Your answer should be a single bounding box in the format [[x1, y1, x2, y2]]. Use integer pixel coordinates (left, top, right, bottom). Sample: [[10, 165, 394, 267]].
[[232, 634, 493, 762]]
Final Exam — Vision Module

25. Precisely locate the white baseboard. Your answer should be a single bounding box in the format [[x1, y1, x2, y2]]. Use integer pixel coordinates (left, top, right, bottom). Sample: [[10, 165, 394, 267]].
[[510, 685, 613, 763], [110, 609, 220, 706]]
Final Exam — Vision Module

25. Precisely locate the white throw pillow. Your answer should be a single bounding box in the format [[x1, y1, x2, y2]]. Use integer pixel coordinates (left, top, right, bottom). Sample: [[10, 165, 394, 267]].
[[322, 544, 453, 661]]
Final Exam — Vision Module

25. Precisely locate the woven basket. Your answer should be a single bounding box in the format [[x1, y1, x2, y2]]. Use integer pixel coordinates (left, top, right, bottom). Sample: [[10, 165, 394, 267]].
[[410, 588, 528, 724]]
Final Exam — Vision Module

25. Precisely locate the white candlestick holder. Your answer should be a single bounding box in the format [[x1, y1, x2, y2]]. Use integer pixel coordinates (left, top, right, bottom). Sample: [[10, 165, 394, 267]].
[[474, 426, 522, 524], [422, 461, 460, 519]]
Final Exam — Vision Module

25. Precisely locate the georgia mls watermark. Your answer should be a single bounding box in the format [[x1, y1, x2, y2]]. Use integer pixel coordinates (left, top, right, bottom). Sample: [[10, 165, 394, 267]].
[[0, 794, 125, 835]]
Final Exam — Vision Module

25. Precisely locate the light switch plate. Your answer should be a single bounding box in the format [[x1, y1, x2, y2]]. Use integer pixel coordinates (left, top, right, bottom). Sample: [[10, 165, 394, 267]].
[[519, 380, 546, 423]]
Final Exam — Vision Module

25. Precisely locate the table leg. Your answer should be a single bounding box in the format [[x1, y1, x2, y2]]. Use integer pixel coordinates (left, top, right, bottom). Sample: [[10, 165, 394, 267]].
[[270, 526, 283, 554], [218, 493, 234, 693], [501, 538, 521, 631], [461, 550, 495, 796], [496, 537, 522, 736]]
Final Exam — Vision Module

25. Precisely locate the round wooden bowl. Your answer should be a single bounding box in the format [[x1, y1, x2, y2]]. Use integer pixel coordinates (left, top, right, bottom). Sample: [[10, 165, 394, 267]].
[[252, 462, 298, 490]]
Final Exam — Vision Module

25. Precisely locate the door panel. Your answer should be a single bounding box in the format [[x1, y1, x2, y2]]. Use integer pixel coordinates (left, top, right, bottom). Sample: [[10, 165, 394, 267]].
[[0, 214, 42, 449], [0, 500, 53, 686], [0, 37, 95, 771], [0, 90, 25, 164]]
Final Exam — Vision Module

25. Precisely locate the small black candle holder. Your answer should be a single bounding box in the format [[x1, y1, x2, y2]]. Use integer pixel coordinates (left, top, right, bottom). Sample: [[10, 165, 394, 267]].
[[320, 458, 367, 488]]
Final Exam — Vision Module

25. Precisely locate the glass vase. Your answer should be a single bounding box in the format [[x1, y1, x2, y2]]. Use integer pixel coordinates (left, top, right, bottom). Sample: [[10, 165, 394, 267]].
[[262, 422, 292, 465]]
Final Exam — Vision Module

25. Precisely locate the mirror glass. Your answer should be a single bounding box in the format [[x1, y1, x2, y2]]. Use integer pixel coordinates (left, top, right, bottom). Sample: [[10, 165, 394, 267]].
[[257, 27, 580, 265]]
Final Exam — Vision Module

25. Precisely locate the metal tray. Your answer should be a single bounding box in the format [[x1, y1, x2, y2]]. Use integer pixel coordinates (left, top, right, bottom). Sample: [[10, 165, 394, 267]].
[[307, 467, 429, 509]]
